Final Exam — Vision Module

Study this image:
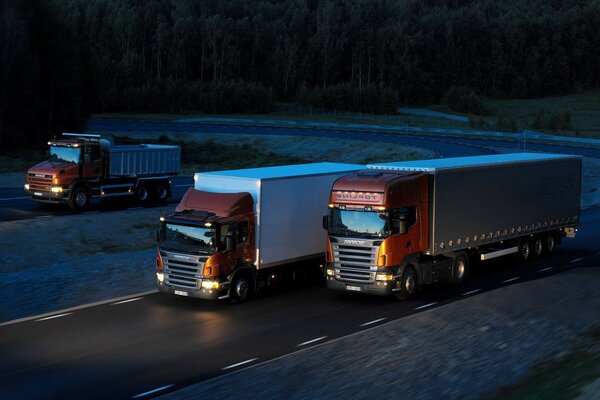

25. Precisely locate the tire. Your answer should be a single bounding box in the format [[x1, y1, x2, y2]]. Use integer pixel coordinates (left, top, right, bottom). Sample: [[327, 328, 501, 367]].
[[532, 236, 543, 258], [68, 187, 90, 211], [517, 239, 531, 262], [396, 265, 418, 300], [135, 184, 150, 204], [230, 273, 254, 304], [154, 182, 169, 202], [449, 253, 469, 285], [545, 235, 556, 254]]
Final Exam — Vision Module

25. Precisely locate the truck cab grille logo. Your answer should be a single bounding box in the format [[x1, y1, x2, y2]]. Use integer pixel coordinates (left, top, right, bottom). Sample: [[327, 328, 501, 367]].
[[343, 239, 367, 245], [173, 255, 193, 261]]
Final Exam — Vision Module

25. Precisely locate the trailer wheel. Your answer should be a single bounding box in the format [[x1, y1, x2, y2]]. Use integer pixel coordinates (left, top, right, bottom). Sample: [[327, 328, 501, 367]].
[[449, 253, 469, 285], [517, 239, 531, 262], [69, 187, 90, 211], [532, 236, 543, 258], [545, 235, 555, 254], [154, 183, 169, 202], [397, 266, 418, 300], [230, 273, 254, 304], [135, 184, 149, 203]]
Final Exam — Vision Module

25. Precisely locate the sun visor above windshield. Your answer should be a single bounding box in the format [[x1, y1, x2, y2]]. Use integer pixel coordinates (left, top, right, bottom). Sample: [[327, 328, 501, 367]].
[[175, 188, 254, 217]]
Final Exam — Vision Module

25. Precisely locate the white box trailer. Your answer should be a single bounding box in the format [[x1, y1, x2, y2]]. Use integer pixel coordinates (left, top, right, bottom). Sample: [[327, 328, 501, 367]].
[[195, 162, 364, 268]]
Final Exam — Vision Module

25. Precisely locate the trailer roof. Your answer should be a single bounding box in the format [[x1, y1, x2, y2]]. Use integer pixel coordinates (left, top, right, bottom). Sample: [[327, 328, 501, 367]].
[[196, 162, 363, 181], [367, 153, 579, 172]]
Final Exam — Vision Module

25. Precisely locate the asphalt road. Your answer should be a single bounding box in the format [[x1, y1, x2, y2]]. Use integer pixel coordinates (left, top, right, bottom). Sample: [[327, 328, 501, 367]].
[[0, 176, 193, 222], [3, 118, 600, 221], [1, 120, 599, 399], [1, 204, 598, 400]]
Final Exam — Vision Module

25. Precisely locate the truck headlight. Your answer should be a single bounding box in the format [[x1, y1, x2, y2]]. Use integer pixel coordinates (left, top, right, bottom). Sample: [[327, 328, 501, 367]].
[[326, 268, 335, 276], [156, 272, 164, 283], [201, 280, 219, 289], [51, 186, 63, 193], [375, 273, 394, 281], [24, 184, 30, 190]]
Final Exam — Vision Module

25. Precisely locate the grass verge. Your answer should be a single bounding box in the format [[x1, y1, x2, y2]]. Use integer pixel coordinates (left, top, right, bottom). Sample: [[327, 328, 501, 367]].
[[485, 327, 600, 400]]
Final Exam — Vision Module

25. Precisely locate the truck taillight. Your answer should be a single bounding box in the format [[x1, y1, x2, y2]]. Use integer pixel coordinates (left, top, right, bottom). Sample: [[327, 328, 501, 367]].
[[156, 251, 163, 271]]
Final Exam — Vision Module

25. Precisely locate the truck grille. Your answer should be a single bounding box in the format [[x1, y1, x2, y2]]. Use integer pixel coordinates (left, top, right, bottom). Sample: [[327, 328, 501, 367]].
[[160, 250, 208, 289], [27, 173, 53, 191], [332, 241, 379, 283]]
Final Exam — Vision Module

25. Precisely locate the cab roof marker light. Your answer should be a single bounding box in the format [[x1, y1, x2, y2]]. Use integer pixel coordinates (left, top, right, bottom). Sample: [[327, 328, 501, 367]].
[[159, 217, 165, 222], [205, 222, 212, 227]]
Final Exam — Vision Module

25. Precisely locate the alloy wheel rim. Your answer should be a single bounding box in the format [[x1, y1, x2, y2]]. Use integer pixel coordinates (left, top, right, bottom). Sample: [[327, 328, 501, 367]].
[[405, 272, 415, 293], [76, 192, 86, 207]]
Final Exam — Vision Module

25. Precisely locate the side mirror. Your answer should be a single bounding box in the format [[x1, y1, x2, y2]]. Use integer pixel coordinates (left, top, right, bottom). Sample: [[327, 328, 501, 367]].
[[155, 229, 161, 242], [322, 215, 329, 230], [398, 220, 408, 235], [226, 235, 237, 252]]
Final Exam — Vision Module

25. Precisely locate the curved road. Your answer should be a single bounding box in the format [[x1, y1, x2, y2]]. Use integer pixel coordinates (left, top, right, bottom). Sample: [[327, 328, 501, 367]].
[[2, 118, 600, 221], [1, 119, 599, 399]]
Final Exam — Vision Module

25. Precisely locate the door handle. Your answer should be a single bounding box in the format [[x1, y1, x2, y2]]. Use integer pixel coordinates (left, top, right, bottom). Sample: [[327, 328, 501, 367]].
[[406, 241, 411, 248]]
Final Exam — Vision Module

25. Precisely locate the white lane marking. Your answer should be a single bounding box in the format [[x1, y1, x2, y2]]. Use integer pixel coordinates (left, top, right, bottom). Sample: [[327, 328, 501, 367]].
[[0, 196, 29, 201], [502, 276, 520, 284], [222, 358, 258, 370], [461, 288, 482, 296], [132, 384, 174, 399], [570, 257, 583, 263], [111, 297, 142, 305], [36, 313, 72, 322], [174, 184, 193, 187], [297, 336, 327, 347], [34, 215, 53, 219], [360, 318, 387, 327], [415, 302, 437, 310], [0, 290, 158, 327], [538, 267, 553, 272]]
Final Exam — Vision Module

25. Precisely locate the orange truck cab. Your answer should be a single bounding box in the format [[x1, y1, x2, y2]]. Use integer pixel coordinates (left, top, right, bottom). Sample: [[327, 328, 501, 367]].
[[155, 163, 363, 302], [324, 154, 581, 299], [25, 133, 179, 210]]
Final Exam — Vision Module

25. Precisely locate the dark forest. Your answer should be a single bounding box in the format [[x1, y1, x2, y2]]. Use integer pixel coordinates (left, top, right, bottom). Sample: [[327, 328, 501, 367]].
[[1, 0, 599, 146]]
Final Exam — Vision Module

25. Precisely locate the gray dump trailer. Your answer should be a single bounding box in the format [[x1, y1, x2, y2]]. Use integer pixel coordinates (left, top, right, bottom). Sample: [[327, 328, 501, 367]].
[[25, 133, 180, 210]]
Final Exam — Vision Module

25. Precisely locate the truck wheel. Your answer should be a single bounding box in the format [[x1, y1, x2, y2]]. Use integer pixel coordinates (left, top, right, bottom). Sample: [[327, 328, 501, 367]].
[[532, 237, 543, 258], [135, 184, 149, 203], [230, 273, 254, 304], [397, 266, 418, 300], [517, 239, 531, 262], [69, 187, 90, 211], [449, 253, 469, 285], [545, 235, 555, 254], [155, 183, 169, 202]]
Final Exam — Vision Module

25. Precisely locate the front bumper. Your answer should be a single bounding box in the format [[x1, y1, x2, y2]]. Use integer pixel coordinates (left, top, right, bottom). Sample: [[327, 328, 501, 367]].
[[156, 274, 230, 300], [25, 188, 67, 203], [326, 277, 397, 296]]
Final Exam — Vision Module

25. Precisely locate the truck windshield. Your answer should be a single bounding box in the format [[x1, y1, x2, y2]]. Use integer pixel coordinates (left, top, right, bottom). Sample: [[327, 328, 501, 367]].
[[329, 209, 390, 238], [49, 146, 81, 164], [161, 223, 216, 254]]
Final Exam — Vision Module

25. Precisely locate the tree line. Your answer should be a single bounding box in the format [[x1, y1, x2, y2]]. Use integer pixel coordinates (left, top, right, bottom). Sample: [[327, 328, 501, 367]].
[[2, 0, 600, 147]]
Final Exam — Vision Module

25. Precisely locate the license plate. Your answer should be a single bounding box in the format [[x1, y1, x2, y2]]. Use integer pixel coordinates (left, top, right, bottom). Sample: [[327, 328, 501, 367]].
[[174, 290, 189, 297], [34, 192, 43, 196], [346, 285, 361, 292]]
